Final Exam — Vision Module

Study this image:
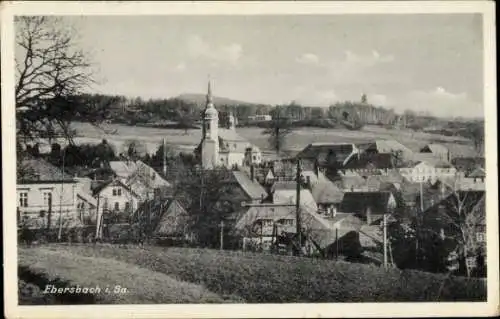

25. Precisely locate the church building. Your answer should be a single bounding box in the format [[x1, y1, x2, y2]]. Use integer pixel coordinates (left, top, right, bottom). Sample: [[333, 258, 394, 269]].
[[195, 81, 262, 169]]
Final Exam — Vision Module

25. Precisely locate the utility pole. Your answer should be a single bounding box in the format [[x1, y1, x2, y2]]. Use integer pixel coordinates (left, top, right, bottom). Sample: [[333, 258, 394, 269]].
[[383, 213, 388, 269], [57, 149, 66, 241], [95, 195, 101, 240], [162, 138, 167, 177], [219, 220, 224, 250], [295, 159, 302, 256]]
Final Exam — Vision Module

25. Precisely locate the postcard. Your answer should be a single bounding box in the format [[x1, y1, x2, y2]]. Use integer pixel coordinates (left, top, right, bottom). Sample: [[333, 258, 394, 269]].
[[2, 1, 498, 318]]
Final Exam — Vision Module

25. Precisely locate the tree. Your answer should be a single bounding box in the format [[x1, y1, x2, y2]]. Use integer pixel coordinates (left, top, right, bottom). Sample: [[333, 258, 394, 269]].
[[174, 167, 236, 248], [123, 139, 147, 160], [15, 17, 96, 144], [325, 149, 340, 180], [361, 93, 368, 104], [470, 123, 485, 154], [439, 185, 485, 277], [176, 102, 198, 135], [263, 106, 293, 156]]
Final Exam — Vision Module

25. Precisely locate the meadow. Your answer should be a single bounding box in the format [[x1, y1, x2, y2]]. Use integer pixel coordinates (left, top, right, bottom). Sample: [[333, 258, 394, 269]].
[[18, 246, 242, 304], [18, 244, 486, 304], [48, 121, 476, 159]]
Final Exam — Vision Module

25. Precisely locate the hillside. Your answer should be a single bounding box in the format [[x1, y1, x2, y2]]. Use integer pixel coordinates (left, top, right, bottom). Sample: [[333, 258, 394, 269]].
[[19, 244, 486, 303], [175, 93, 265, 107]]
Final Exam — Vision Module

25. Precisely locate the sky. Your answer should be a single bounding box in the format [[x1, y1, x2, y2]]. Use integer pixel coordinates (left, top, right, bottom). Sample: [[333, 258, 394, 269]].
[[57, 14, 483, 118]]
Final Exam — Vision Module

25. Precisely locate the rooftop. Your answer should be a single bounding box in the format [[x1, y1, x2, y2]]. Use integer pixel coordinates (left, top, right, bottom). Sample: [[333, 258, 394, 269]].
[[18, 158, 75, 183]]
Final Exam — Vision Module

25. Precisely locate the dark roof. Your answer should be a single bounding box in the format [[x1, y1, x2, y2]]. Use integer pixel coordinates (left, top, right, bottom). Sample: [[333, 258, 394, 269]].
[[133, 198, 189, 236], [340, 192, 394, 215], [420, 143, 449, 155], [18, 158, 75, 183], [343, 153, 394, 170], [451, 157, 485, 171], [231, 171, 268, 200], [296, 143, 355, 165]]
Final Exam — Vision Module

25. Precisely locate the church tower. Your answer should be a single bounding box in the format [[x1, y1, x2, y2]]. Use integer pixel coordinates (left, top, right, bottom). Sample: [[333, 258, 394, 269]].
[[201, 80, 219, 169]]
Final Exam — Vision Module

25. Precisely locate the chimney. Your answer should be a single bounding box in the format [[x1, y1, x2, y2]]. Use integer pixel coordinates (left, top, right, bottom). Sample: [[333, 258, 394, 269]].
[[366, 207, 372, 225], [250, 164, 255, 182]]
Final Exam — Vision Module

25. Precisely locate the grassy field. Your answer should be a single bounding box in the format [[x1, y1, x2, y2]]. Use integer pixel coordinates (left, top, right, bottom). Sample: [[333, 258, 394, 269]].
[[18, 247, 242, 304], [20, 244, 486, 303], [59, 121, 476, 159]]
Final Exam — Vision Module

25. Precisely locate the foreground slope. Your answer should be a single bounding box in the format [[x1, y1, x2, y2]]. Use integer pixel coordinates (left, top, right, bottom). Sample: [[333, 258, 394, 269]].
[[45, 244, 486, 303]]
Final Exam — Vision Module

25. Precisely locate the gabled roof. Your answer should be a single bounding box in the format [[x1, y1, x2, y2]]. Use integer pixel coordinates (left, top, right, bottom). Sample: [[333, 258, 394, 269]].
[[231, 171, 268, 200], [343, 153, 394, 170], [111, 160, 171, 188], [296, 143, 356, 165], [467, 167, 486, 178], [310, 179, 344, 204], [18, 158, 75, 183], [411, 153, 453, 168], [420, 143, 449, 155], [340, 192, 394, 215], [358, 139, 413, 155], [77, 191, 97, 207], [92, 178, 141, 198]]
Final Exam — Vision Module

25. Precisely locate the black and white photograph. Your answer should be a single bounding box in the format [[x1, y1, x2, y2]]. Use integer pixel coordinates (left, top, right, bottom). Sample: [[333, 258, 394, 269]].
[[2, 1, 498, 318]]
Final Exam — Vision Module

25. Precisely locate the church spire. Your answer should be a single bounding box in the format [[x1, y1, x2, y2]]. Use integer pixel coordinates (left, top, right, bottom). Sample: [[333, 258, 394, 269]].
[[206, 77, 213, 106]]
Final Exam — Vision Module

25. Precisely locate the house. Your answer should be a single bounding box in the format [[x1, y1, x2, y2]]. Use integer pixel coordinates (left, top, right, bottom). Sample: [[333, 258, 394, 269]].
[[195, 81, 262, 169], [234, 201, 335, 254], [356, 139, 414, 162], [309, 178, 344, 217], [458, 167, 486, 191], [296, 142, 360, 167], [338, 175, 367, 192], [248, 114, 272, 122], [451, 157, 485, 175], [341, 153, 395, 175], [132, 197, 190, 239], [230, 171, 268, 203], [109, 159, 170, 199], [340, 191, 397, 224], [399, 156, 457, 183], [420, 144, 451, 162], [16, 158, 97, 229], [93, 178, 141, 229], [271, 181, 318, 213]]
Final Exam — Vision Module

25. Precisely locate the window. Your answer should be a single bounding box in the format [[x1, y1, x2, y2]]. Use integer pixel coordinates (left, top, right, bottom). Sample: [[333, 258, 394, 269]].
[[112, 189, 117, 196], [114, 202, 120, 211], [43, 192, 52, 208], [233, 143, 237, 149], [117, 188, 122, 196], [125, 202, 131, 212], [113, 188, 122, 196], [252, 155, 256, 160], [476, 232, 486, 243], [19, 192, 28, 207]]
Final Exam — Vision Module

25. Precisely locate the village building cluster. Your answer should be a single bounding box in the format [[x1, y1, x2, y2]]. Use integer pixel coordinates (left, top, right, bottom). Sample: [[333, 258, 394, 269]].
[[17, 82, 486, 272]]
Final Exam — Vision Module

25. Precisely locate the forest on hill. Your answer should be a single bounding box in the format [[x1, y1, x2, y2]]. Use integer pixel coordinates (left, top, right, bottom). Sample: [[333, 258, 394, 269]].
[[60, 92, 482, 146]]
